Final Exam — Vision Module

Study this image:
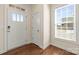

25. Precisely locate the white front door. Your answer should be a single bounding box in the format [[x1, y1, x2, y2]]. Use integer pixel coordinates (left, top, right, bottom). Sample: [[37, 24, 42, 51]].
[[7, 5, 27, 50], [32, 13, 41, 46]]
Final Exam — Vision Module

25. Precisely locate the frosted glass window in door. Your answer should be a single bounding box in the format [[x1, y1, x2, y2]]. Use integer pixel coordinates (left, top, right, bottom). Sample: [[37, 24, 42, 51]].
[[12, 13, 17, 21], [11, 12, 24, 22], [16, 14, 20, 22], [20, 15, 24, 22]]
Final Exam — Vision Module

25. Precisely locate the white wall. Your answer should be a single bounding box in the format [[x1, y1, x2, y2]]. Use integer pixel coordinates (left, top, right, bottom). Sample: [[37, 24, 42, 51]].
[[43, 5, 50, 49], [0, 5, 5, 54], [50, 4, 79, 54], [31, 4, 50, 49]]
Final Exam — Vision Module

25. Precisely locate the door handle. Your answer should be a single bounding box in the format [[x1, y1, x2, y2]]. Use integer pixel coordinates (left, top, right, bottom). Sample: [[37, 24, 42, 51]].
[[8, 26, 11, 29], [7, 26, 11, 32]]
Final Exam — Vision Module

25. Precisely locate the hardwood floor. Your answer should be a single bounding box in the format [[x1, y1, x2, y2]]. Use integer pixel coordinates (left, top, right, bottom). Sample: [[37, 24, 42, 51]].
[[2, 43, 75, 55], [42, 45, 75, 55]]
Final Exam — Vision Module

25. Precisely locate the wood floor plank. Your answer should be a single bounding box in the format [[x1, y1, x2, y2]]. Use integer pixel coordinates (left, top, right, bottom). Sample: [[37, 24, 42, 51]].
[[2, 43, 75, 55]]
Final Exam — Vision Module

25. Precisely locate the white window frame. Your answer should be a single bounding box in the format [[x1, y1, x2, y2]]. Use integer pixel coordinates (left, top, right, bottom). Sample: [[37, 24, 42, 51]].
[[55, 4, 76, 41]]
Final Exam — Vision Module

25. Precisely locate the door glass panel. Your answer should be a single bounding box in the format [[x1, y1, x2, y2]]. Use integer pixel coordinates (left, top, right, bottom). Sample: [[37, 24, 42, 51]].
[[12, 12, 24, 22], [12, 13, 16, 21], [20, 14, 24, 22], [16, 14, 20, 22]]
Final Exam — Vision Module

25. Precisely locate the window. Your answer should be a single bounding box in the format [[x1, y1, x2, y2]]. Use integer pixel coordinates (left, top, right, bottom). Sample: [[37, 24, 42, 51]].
[[55, 5, 76, 41], [12, 13, 24, 22]]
